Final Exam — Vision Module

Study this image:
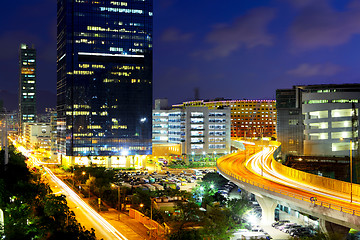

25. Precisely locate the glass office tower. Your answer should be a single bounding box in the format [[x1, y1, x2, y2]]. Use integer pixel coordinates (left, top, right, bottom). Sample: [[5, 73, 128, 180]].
[[57, 0, 153, 160], [19, 44, 37, 129]]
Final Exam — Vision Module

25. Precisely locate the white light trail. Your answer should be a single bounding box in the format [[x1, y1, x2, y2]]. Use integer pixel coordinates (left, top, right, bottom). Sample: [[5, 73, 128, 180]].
[[244, 147, 360, 204], [45, 167, 128, 240]]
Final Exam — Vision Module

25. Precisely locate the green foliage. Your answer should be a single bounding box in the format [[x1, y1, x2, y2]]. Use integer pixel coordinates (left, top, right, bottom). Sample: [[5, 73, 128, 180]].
[[202, 205, 235, 239], [167, 229, 202, 240], [201, 172, 228, 189], [0, 148, 97, 240], [227, 197, 250, 218], [168, 161, 216, 169]]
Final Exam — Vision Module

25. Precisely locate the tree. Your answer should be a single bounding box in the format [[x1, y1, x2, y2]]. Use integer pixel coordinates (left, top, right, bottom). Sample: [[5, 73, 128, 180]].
[[0, 148, 98, 239], [205, 206, 235, 239]]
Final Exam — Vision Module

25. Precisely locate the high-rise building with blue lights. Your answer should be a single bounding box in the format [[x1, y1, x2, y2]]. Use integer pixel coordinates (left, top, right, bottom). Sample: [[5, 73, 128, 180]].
[[57, 0, 153, 164], [19, 44, 37, 129]]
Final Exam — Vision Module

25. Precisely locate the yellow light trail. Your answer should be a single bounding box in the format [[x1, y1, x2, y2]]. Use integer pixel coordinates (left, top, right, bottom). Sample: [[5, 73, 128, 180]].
[[45, 167, 128, 240]]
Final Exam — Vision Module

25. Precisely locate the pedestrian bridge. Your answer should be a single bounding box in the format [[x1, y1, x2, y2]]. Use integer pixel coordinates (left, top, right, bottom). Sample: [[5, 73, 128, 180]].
[[217, 141, 360, 238]]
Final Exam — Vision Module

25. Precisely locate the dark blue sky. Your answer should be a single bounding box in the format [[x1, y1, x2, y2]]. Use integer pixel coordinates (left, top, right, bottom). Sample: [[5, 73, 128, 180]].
[[1, 0, 360, 108]]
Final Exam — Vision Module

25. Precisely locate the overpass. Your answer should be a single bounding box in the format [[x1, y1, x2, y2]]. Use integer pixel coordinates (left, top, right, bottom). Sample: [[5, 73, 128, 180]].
[[217, 142, 360, 239]]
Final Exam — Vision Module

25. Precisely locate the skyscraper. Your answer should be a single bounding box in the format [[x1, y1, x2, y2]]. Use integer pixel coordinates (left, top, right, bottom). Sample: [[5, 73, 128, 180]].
[[19, 44, 37, 129], [57, 0, 153, 165]]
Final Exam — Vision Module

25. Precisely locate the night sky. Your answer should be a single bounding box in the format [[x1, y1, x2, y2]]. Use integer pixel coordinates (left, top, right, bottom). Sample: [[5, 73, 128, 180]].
[[1, 0, 360, 110]]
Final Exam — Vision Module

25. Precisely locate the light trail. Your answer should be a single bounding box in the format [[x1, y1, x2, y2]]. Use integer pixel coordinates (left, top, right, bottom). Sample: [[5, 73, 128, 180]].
[[249, 147, 360, 205], [13, 139, 129, 240], [45, 166, 128, 240], [217, 142, 360, 217]]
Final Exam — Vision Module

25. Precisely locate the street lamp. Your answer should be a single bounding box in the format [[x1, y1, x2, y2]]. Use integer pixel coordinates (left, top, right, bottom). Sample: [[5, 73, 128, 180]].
[[350, 139, 353, 203]]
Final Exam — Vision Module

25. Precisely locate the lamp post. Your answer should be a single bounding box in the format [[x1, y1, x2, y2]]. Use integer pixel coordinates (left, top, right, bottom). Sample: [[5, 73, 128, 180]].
[[261, 133, 264, 177], [350, 140, 353, 203]]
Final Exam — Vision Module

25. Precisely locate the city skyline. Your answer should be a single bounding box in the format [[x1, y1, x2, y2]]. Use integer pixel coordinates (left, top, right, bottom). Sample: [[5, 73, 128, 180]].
[[1, 0, 360, 109]]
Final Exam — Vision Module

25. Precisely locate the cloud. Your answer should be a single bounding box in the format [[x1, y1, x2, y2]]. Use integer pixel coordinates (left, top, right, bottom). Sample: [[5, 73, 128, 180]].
[[196, 7, 276, 59], [289, 0, 360, 50], [281, 0, 315, 9], [158, 0, 178, 9], [287, 63, 343, 77], [160, 28, 193, 43]]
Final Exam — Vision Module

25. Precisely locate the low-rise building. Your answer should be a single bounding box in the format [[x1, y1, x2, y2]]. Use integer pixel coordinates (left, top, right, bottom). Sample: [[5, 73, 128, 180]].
[[277, 84, 360, 158], [23, 122, 51, 152], [173, 99, 276, 138], [152, 105, 231, 157]]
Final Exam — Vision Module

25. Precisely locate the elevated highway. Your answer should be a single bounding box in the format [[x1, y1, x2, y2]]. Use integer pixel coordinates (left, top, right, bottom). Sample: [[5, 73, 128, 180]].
[[217, 142, 360, 238]]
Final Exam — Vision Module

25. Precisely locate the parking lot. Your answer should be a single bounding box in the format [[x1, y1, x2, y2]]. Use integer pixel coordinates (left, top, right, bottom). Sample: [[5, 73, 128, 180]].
[[113, 168, 216, 192]]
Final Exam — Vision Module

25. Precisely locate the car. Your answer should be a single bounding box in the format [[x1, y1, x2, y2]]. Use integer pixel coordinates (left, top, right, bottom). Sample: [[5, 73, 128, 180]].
[[272, 220, 290, 228], [283, 224, 302, 233], [251, 226, 264, 232], [278, 223, 297, 231], [286, 225, 303, 234], [290, 227, 313, 237]]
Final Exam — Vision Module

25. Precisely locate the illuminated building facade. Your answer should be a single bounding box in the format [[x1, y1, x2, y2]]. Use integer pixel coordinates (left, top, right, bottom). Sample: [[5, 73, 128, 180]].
[[276, 88, 303, 156], [277, 84, 360, 158], [152, 106, 231, 156], [57, 0, 153, 162], [19, 44, 36, 129], [173, 99, 277, 138]]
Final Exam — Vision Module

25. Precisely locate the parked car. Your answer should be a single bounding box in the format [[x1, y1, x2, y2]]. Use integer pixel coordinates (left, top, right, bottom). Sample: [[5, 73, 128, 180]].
[[272, 220, 290, 228], [283, 224, 302, 233], [290, 227, 313, 237], [278, 223, 297, 231]]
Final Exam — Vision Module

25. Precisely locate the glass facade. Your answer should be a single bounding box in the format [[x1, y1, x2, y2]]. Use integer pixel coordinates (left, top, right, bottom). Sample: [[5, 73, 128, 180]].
[[57, 0, 153, 157], [19, 44, 37, 127]]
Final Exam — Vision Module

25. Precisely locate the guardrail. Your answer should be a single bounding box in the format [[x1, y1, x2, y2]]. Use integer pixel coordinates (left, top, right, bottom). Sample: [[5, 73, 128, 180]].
[[216, 150, 360, 217]]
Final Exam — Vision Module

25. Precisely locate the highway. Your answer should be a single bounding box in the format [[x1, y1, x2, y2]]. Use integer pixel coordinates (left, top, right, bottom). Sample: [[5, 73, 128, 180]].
[[45, 167, 128, 240], [13, 141, 129, 240], [217, 143, 360, 218]]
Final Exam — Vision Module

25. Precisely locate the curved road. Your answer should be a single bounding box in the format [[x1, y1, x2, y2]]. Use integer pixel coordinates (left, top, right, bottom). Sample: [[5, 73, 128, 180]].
[[217, 144, 360, 218]]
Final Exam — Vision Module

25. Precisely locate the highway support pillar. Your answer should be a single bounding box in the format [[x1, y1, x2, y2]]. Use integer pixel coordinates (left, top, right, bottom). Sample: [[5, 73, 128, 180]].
[[107, 156, 112, 168], [319, 219, 349, 240], [256, 195, 277, 225], [0, 208, 4, 233]]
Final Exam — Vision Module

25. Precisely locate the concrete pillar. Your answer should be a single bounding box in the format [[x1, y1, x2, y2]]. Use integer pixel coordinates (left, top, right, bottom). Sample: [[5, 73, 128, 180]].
[[256, 195, 277, 225], [319, 219, 349, 240], [142, 157, 147, 169], [107, 156, 112, 168], [0, 208, 4, 233], [70, 156, 75, 166]]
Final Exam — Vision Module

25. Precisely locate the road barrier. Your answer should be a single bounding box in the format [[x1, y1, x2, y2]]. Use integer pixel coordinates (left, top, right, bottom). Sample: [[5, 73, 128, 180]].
[[216, 144, 360, 217]]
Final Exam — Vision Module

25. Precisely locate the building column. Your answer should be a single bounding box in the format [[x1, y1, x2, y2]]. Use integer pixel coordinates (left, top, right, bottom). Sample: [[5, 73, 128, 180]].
[[70, 156, 75, 166], [142, 157, 147, 169], [125, 156, 131, 168], [319, 219, 349, 240], [256, 195, 277, 225], [107, 156, 112, 168]]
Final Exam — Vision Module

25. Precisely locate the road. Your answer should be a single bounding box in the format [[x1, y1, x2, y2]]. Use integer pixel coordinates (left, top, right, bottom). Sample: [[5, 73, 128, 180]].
[[12, 140, 134, 240], [45, 167, 129, 240], [217, 144, 360, 217]]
